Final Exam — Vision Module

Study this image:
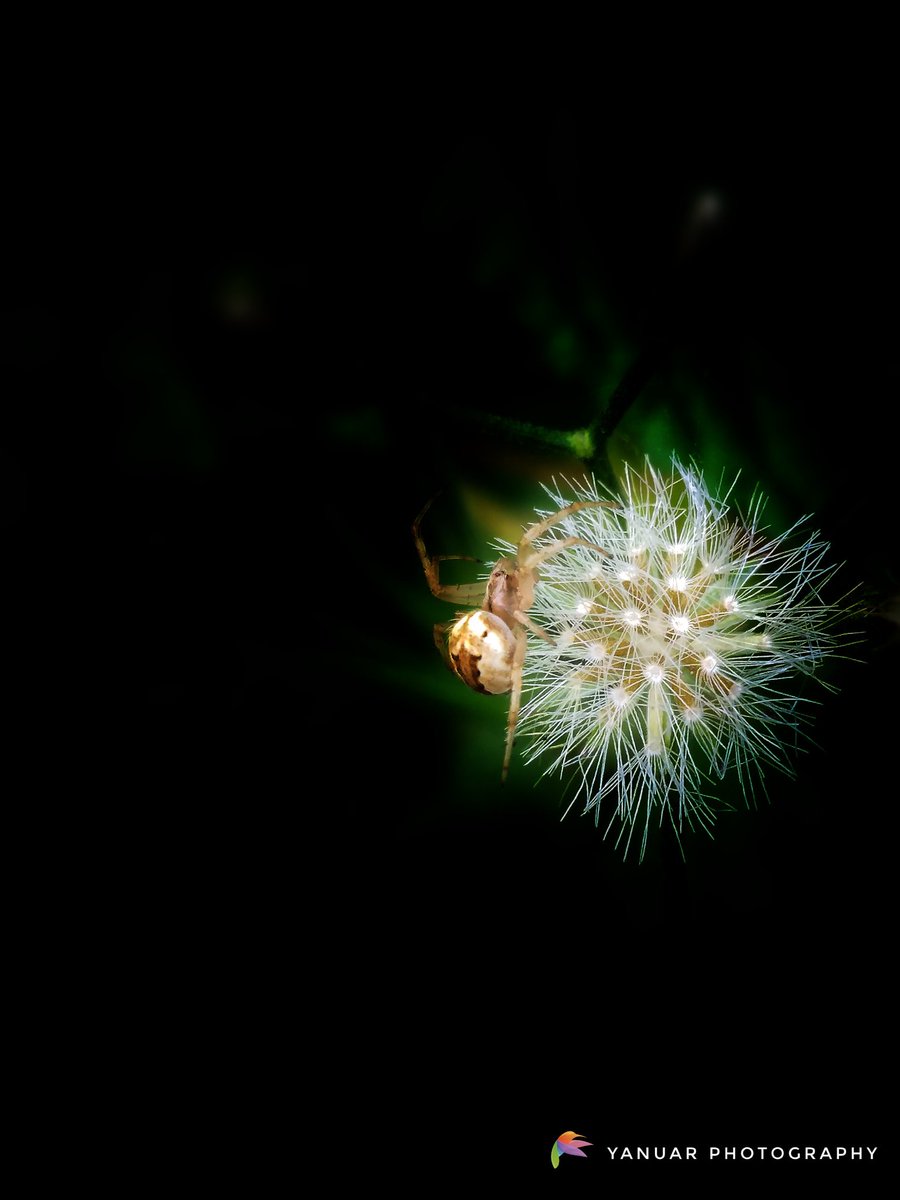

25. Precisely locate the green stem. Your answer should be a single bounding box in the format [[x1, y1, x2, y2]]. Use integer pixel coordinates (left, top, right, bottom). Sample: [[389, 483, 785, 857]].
[[445, 404, 591, 456]]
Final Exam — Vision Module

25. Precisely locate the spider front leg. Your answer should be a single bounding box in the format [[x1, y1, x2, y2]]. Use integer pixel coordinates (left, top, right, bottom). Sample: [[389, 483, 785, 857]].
[[519, 498, 620, 548], [518, 500, 622, 570]]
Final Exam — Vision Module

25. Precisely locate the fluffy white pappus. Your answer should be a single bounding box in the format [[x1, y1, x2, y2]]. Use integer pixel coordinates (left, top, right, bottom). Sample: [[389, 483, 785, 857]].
[[493, 459, 854, 860]]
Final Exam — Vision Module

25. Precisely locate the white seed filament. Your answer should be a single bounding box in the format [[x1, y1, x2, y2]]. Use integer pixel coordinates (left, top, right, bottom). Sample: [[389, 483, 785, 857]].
[[490, 458, 850, 861]]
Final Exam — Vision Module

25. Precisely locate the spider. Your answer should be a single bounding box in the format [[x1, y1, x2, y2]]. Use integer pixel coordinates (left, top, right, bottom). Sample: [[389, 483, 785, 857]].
[[413, 493, 618, 781]]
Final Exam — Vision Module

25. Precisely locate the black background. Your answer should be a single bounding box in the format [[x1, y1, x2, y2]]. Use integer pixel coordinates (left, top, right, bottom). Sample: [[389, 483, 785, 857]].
[[5, 46, 896, 1188]]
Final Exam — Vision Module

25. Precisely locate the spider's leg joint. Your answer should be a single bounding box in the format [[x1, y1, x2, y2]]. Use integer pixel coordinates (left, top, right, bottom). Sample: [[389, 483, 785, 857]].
[[513, 610, 555, 644]]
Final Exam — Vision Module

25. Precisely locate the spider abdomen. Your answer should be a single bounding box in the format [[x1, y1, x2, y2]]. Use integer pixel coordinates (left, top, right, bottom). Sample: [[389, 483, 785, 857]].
[[448, 611, 516, 695]]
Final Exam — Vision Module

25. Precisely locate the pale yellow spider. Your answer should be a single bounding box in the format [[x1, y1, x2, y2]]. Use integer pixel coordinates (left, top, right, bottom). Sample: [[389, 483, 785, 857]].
[[413, 494, 618, 781]]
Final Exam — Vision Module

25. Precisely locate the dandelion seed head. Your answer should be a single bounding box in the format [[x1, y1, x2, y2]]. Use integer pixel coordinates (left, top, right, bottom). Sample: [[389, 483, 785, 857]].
[[505, 458, 857, 860]]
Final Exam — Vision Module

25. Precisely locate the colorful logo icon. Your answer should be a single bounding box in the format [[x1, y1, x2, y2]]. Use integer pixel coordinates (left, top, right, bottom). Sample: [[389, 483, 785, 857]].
[[551, 1131, 592, 1168]]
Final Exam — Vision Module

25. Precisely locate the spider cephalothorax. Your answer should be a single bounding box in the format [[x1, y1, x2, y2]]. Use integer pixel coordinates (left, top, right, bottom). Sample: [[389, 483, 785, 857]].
[[413, 495, 617, 780]]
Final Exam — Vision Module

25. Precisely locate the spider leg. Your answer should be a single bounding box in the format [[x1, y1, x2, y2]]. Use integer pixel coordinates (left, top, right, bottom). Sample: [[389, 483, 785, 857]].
[[519, 498, 620, 547], [432, 619, 460, 674], [424, 562, 487, 605], [413, 499, 487, 606], [502, 625, 528, 782], [512, 609, 555, 644], [524, 534, 610, 569], [499, 613, 562, 781]]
